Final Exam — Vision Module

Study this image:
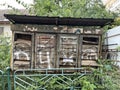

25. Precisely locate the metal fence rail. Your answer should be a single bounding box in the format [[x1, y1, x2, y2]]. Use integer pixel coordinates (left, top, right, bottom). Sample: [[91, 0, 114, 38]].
[[14, 68, 87, 90], [0, 68, 87, 90], [0, 68, 11, 90], [0, 70, 4, 90]]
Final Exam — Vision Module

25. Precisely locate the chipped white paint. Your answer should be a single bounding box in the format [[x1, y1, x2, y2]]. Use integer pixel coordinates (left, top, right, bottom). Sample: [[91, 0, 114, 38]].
[[82, 49, 97, 60], [39, 51, 51, 69], [14, 50, 30, 60]]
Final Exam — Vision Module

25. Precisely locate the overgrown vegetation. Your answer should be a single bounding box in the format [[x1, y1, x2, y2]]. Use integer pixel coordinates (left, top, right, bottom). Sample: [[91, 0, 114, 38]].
[[12, 61, 120, 90], [1, 0, 117, 18], [33, 0, 117, 18], [0, 35, 11, 70], [0, 0, 120, 90]]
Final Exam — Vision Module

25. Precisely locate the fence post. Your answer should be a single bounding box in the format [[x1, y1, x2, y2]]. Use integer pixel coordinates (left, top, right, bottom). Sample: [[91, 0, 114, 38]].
[[6, 67, 11, 90], [0, 70, 4, 90], [14, 71, 16, 90]]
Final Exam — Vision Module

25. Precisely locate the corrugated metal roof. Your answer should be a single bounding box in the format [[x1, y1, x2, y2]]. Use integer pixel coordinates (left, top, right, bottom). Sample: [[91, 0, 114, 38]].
[[4, 14, 114, 27]]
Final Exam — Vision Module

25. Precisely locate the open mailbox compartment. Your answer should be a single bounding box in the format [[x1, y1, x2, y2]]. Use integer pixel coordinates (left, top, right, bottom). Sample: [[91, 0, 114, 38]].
[[81, 35, 101, 67]]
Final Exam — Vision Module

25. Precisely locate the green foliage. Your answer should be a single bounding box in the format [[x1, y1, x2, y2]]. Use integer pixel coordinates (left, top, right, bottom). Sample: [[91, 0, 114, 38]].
[[96, 59, 120, 90], [36, 76, 70, 90], [3, 0, 117, 18], [0, 35, 11, 70], [116, 45, 120, 51], [2, 64, 119, 90], [112, 17, 120, 27], [32, 0, 115, 18], [79, 76, 96, 90], [0, 1, 120, 90]]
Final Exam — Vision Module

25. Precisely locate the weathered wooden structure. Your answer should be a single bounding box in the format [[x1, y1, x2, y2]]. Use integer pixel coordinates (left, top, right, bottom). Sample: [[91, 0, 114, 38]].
[[4, 14, 113, 70]]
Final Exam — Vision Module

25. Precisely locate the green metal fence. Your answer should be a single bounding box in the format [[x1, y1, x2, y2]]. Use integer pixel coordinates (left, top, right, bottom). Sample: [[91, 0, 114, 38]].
[[0, 68, 87, 90], [0, 67, 11, 90], [0, 70, 4, 90], [14, 68, 86, 90]]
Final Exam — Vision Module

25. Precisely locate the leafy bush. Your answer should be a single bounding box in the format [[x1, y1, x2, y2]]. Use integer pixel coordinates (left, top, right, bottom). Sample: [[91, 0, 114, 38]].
[[0, 35, 11, 70]]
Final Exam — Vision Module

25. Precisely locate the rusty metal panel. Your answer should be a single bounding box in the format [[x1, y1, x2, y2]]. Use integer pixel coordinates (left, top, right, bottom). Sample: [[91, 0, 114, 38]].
[[4, 14, 113, 27]]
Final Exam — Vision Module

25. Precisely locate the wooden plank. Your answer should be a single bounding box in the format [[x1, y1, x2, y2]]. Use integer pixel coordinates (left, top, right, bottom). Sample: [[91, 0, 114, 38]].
[[14, 61, 30, 65], [81, 60, 98, 66]]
